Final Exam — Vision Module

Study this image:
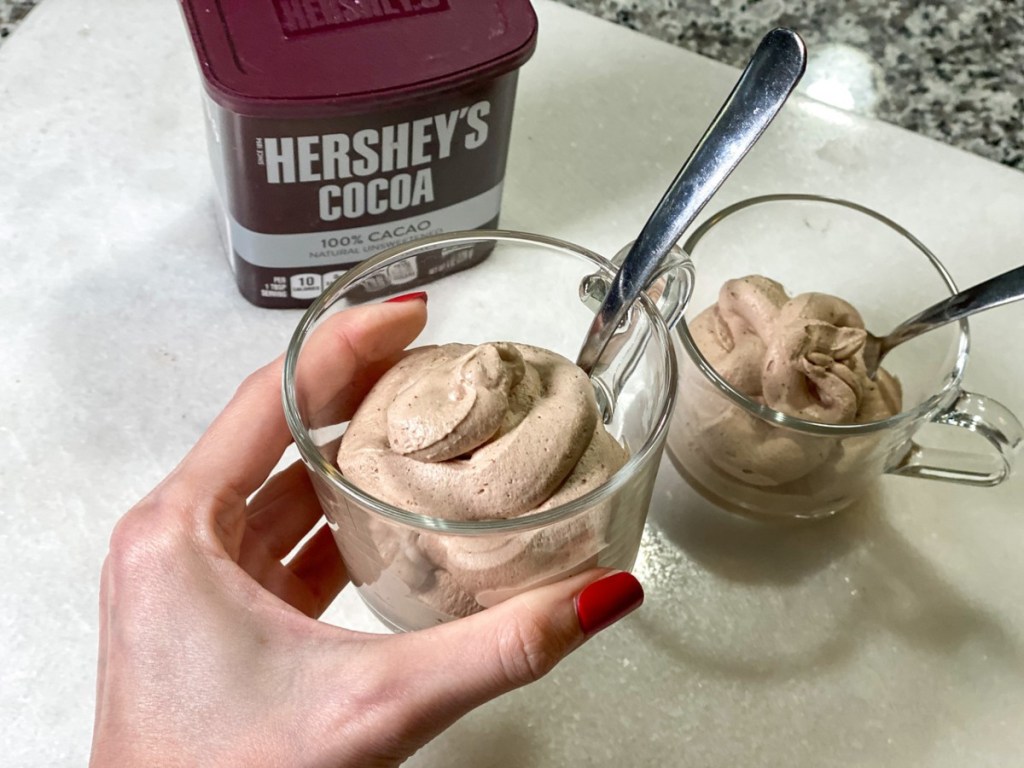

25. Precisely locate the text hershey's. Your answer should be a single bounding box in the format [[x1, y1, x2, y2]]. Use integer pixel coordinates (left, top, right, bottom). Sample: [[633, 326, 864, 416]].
[[259, 101, 490, 222]]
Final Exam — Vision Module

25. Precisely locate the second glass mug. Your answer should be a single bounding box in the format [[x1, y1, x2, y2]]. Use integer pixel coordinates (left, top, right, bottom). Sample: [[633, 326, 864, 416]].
[[667, 194, 1023, 520], [284, 231, 692, 631]]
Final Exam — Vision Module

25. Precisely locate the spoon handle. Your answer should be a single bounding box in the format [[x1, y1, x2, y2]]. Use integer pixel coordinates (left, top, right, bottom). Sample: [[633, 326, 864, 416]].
[[881, 264, 1024, 356], [576, 28, 807, 374]]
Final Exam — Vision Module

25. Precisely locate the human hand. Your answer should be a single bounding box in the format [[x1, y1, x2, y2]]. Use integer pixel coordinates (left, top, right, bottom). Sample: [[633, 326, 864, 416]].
[[91, 297, 644, 768]]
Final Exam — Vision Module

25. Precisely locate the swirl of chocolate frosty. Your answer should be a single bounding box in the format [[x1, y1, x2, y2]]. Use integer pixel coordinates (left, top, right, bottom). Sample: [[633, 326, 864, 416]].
[[337, 342, 628, 521], [696, 277, 902, 424], [386, 342, 526, 462], [682, 275, 903, 488]]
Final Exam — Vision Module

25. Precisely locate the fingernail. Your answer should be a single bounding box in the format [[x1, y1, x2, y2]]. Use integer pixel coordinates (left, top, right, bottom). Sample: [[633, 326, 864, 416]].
[[575, 571, 644, 636], [385, 291, 428, 305]]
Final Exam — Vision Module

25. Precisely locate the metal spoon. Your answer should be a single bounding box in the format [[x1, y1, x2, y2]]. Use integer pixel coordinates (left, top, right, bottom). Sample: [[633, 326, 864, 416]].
[[863, 264, 1024, 378], [576, 28, 807, 375]]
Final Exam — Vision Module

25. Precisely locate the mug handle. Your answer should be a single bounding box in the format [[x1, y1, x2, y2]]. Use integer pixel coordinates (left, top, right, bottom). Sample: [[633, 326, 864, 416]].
[[609, 240, 694, 329], [888, 391, 1024, 486], [579, 242, 694, 418]]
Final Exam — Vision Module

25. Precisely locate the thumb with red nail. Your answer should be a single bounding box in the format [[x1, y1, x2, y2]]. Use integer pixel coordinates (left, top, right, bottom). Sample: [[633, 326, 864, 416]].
[[90, 296, 643, 768]]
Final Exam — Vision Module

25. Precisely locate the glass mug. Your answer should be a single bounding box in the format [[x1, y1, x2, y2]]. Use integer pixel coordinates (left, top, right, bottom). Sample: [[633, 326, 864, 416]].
[[667, 194, 1023, 520], [284, 232, 692, 631]]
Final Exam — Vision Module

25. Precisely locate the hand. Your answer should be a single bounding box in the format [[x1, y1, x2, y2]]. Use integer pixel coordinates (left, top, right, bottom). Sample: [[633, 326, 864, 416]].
[[90, 297, 644, 768]]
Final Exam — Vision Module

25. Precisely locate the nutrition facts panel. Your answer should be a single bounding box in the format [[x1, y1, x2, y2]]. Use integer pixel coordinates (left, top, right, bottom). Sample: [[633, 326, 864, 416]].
[[261, 260, 422, 302], [256, 269, 352, 303], [288, 273, 323, 301]]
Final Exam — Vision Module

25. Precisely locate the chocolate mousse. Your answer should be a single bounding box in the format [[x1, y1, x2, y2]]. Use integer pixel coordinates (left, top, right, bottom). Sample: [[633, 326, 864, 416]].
[[337, 342, 629, 618], [670, 275, 903, 513]]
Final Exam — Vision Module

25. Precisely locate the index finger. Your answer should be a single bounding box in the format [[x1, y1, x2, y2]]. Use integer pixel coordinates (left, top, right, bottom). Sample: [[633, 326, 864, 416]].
[[170, 298, 428, 508]]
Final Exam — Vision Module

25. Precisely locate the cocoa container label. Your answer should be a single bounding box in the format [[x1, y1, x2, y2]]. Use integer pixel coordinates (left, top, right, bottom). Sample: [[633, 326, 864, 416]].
[[206, 74, 517, 307]]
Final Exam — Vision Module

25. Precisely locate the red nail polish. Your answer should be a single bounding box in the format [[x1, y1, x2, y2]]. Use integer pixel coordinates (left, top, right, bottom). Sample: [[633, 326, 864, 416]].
[[575, 571, 644, 636], [385, 291, 428, 305]]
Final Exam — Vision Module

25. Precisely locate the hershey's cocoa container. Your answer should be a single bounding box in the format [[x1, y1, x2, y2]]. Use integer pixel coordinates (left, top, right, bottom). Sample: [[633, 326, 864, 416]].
[[178, 0, 537, 308]]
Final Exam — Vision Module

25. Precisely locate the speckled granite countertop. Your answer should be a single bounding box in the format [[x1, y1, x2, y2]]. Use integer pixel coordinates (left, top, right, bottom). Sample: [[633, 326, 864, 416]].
[[562, 0, 1024, 171], [2, 0, 1022, 171]]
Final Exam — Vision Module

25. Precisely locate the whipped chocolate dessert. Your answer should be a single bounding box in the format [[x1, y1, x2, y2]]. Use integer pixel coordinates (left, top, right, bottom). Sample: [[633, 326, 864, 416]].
[[670, 276, 903, 513], [337, 342, 628, 619]]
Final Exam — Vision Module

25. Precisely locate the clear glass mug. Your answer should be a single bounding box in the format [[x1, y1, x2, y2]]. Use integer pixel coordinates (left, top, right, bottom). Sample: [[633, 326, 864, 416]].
[[667, 194, 1023, 520], [284, 232, 692, 631]]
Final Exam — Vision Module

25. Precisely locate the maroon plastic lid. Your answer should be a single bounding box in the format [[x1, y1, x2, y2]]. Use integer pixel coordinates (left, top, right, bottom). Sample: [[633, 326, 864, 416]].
[[179, 0, 538, 117]]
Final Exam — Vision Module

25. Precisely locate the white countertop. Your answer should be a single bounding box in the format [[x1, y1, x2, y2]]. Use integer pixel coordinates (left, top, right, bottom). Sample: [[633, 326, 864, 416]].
[[2, 1, 1023, 765]]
